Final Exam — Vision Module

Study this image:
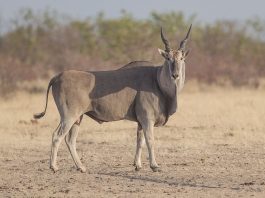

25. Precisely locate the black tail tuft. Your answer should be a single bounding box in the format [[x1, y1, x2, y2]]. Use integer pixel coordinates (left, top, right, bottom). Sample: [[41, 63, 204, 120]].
[[33, 112, 45, 119]]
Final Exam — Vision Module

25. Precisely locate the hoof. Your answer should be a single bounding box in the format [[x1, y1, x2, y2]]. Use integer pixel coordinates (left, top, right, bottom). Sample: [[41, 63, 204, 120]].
[[151, 166, 161, 172], [133, 162, 142, 171], [50, 165, 59, 173], [134, 166, 142, 171], [77, 166, 86, 173]]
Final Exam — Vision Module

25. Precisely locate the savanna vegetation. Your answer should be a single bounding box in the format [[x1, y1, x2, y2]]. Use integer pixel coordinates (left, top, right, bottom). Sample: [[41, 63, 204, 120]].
[[0, 8, 265, 95]]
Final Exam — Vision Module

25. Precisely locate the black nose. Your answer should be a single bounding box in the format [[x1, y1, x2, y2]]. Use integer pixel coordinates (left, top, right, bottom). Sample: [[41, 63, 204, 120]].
[[172, 74, 179, 79]]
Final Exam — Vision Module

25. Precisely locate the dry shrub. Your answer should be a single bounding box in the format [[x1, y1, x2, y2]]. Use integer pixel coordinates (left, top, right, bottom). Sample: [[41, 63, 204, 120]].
[[1, 9, 265, 96], [0, 55, 36, 96]]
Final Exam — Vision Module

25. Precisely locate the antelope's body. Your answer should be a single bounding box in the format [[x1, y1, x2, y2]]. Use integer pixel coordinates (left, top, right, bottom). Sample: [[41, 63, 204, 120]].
[[34, 25, 192, 172]]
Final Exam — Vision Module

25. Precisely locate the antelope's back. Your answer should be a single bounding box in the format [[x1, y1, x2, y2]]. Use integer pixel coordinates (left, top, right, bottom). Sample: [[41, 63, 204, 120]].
[[119, 61, 154, 70]]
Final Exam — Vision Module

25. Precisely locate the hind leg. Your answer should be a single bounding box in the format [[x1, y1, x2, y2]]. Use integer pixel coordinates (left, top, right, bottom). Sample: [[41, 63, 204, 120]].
[[65, 115, 86, 172], [133, 124, 145, 171], [50, 119, 75, 172]]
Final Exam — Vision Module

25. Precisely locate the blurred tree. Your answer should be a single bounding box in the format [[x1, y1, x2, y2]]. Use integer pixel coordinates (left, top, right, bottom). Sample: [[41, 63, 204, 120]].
[[1, 9, 265, 95]]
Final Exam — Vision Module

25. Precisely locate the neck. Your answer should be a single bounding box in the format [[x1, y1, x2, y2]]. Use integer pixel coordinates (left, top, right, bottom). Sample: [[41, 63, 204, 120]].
[[157, 61, 176, 98], [157, 61, 177, 116]]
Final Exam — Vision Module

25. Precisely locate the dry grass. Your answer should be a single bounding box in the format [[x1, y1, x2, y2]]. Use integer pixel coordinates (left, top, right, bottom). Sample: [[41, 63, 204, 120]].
[[0, 83, 265, 197]]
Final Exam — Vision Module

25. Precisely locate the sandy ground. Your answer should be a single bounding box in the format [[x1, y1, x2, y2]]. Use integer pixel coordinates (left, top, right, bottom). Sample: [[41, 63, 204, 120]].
[[0, 86, 265, 197]]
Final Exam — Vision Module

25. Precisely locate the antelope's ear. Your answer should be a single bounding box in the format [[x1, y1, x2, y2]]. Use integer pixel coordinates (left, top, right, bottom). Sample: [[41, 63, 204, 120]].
[[158, 48, 167, 58], [184, 49, 190, 58]]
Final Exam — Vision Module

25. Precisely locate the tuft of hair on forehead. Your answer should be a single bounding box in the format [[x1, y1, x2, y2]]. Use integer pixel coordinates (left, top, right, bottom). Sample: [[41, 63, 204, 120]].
[[171, 50, 183, 59]]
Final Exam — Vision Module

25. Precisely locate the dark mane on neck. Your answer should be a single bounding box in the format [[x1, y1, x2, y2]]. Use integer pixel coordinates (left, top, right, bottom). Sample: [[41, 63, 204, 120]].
[[119, 61, 154, 70]]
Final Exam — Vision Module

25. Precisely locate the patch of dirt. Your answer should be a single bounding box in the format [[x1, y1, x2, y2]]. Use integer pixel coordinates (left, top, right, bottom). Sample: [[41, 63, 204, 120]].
[[1, 90, 265, 197]]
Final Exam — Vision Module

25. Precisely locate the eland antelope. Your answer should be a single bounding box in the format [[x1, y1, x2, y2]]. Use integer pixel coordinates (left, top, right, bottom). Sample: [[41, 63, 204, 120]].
[[34, 25, 192, 172]]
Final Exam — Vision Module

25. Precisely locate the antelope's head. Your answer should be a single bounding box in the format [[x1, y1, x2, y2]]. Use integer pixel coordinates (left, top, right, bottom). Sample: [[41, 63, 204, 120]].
[[158, 25, 192, 88]]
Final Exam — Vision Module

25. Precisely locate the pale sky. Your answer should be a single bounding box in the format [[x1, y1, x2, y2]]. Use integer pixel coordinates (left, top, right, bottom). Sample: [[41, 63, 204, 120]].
[[0, 0, 264, 25]]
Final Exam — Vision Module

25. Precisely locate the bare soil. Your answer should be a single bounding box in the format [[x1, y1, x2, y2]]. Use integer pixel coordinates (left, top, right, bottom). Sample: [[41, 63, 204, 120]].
[[1, 87, 265, 197]]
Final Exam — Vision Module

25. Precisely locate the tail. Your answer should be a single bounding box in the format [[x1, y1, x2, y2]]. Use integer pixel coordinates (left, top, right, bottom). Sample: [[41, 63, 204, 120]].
[[33, 76, 57, 119]]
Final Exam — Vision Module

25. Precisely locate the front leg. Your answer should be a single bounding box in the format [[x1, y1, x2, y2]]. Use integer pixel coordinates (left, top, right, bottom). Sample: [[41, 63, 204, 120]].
[[141, 120, 160, 172], [133, 124, 145, 171]]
